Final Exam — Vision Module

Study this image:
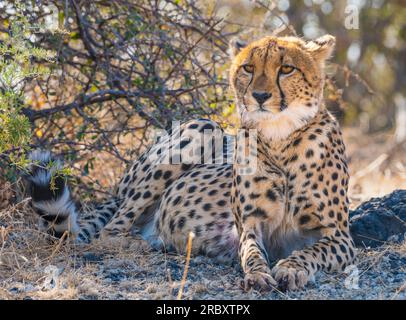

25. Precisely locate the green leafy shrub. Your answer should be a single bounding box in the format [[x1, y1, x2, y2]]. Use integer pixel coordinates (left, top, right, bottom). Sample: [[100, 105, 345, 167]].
[[0, 3, 62, 178]]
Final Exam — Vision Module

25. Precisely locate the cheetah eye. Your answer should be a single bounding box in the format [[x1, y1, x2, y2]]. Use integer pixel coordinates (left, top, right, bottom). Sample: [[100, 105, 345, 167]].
[[280, 65, 295, 75], [242, 64, 254, 74]]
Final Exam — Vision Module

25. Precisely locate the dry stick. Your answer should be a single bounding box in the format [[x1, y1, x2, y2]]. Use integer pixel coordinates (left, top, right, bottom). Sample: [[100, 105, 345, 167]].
[[49, 231, 68, 261], [358, 245, 392, 279], [177, 231, 194, 300], [392, 280, 406, 300], [163, 19, 223, 84]]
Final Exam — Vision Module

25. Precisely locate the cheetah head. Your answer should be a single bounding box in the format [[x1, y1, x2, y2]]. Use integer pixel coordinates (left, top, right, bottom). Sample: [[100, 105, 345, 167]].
[[229, 35, 335, 140]]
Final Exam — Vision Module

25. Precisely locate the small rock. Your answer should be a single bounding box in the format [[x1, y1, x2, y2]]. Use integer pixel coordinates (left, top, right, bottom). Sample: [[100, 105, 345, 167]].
[[9, 287, 19, 294], [350, 190, 406, 248]]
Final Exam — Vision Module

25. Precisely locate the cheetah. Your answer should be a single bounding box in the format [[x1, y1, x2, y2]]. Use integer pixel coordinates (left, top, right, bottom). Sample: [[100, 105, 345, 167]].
[[25, 34, 356, 292]]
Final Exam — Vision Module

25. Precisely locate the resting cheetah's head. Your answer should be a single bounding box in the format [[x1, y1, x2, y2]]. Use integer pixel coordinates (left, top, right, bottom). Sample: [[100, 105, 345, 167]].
[[229, 35, 335, 140]]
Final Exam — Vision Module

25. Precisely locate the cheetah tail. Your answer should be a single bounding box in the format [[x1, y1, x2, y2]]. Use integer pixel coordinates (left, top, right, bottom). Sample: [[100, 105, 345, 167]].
[[24, 150, 80, 239]]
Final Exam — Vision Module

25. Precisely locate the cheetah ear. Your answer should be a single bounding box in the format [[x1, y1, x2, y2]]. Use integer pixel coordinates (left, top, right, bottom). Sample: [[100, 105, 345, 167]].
[[228, 38, 247, 58], [304, 34, 336, 63]]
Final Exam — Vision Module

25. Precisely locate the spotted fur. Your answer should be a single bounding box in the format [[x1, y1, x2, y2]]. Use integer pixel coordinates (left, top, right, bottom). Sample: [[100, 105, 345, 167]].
[[25, 34, 356, 292]]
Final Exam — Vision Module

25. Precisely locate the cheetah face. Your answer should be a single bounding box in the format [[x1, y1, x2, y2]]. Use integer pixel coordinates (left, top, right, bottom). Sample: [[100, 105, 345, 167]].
[[229, 35, 335, 140]]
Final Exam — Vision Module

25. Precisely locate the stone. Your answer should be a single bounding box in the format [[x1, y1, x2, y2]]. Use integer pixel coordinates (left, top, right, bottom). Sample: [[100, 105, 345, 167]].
[[349, 190, 406, 248]]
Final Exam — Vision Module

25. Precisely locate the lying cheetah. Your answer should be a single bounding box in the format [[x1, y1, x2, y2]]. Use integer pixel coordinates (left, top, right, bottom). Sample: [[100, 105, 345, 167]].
[[26, 34, 356, 292]]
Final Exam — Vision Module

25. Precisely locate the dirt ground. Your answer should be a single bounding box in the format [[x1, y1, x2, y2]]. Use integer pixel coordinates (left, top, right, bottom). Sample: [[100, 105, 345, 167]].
[[0, 127, 406, 300]]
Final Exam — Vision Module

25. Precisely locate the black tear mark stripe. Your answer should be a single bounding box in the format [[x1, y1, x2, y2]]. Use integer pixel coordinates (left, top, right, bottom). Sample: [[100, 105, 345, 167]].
[[276, 73, 287, 111], [277, 47, 287, 111], [239, 46, 259, 110], [241, 73, 254, 110]]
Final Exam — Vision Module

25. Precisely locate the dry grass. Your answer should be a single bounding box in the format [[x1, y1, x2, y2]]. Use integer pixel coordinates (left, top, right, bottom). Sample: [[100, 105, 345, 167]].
[[0, 127, 405, 300]]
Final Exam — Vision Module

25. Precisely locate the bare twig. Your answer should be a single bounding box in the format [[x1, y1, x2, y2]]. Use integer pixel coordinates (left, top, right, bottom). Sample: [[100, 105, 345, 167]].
[[177, 232, 194, 300]]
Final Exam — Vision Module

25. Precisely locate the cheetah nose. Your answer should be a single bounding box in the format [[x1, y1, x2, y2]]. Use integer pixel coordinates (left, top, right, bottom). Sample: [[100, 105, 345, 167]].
[[252, 92, 272, 106]]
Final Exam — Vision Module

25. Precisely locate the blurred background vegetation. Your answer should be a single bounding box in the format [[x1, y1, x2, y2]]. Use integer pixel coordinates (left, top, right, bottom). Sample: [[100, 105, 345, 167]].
[[0, 0, 405, 201], [215, 0, 406, 133]]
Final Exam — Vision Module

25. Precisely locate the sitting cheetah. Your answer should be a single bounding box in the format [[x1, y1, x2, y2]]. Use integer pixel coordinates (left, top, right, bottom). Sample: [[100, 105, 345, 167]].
[[25, 34, 356, 292]]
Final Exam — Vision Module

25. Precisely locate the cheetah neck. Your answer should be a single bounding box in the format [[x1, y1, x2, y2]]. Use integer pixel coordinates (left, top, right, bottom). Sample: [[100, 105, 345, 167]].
[[240, 101, 327, 142], [256, 107, 328, 153]]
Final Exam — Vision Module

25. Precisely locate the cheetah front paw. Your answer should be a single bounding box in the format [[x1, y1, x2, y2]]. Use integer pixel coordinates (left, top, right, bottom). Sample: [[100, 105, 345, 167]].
[[240, 271, 277, 292], [272, 260, 310, 291]]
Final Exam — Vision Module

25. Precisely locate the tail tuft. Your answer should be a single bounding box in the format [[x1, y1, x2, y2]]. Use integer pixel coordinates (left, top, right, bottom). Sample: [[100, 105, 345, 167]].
[[25, 150, 79, 238]]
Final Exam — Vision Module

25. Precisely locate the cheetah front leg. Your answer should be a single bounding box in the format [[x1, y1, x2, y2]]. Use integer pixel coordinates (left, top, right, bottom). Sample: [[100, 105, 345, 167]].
[[272, 228, 356, 291], [239, 226, 277, 292], [233, 170, 286, 292]]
